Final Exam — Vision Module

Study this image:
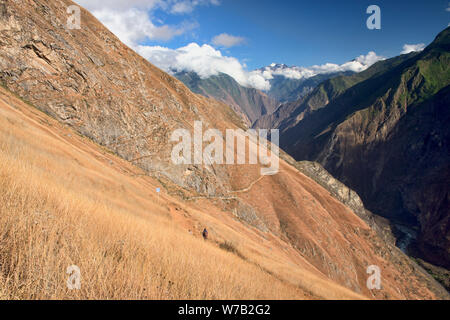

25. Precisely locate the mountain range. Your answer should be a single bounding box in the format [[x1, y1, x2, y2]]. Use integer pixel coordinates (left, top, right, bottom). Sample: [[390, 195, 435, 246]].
[[255, 28, 450, 272], [175, 64, 358, 126], [175, 27, 450, 288], [257, 63, 355, 103], [0, 0, 448, 299], [175, 71, 279, 125]]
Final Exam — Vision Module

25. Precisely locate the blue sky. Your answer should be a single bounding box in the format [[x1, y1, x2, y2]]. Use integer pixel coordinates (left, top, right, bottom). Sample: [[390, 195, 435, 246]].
[[77, 0, 450, 89], [148, 0, 450, 68]]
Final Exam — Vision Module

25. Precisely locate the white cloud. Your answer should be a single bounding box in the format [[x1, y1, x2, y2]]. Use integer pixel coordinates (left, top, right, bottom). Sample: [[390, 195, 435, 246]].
[[169, 0, 220, 14], [90, 8, 196, 45], [75, 0, 161, 11], [446, 2, 450, 11], [354, 51, 384, 66], [74, 0, 218, 45], [401, 43, 425, 54], [136, 43, 271, 90], [76, 0, 219, 13], [253, 52, 385, 81], [170, 2, 195, 14], [136, 43, 384, 91], [212, 33, 246, 48]]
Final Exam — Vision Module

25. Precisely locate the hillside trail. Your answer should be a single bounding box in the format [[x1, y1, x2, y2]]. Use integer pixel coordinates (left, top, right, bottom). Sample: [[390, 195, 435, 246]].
[[186, 172, 281, 201]]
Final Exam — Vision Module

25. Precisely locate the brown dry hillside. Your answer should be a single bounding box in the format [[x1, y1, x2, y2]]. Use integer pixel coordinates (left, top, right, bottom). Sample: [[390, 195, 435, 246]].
[[0, 84, 363, 300], [0, 0, 448, 299]]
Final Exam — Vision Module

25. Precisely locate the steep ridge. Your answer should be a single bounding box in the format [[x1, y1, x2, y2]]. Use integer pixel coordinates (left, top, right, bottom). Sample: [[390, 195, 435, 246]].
[[253, 96, 306, 130], [273, 28, 450, 269], [175, 71, 278, 126], [0, 0, 447, 299], [0, 83, 364, 299]]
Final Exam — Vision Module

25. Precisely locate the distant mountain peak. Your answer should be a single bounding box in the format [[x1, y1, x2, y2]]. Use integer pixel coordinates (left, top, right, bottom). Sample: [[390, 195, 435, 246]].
[[267, 63, 289, 70]]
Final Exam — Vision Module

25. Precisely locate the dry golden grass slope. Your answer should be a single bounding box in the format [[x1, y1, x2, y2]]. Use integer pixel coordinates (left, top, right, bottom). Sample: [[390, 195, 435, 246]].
[[0, 86, 369, 300]]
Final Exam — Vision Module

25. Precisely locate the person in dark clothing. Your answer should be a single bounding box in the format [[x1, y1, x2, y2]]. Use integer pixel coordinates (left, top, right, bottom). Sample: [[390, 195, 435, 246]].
[[202, 228, 208, 240]]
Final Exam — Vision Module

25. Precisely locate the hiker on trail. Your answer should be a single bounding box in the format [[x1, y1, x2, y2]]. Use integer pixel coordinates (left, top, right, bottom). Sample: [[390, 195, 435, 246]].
[[202, 228, 208, 240]]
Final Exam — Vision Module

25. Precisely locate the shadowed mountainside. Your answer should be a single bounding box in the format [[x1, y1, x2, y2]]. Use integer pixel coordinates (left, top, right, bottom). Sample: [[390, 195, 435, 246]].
[[175, 71, 279, 126], [265, 27, 450, 270]]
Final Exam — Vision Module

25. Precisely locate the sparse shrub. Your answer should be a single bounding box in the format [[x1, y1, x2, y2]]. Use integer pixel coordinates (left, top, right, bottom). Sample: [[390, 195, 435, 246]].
[[219, 241, 237, 253], [219, 241, 246, 260]]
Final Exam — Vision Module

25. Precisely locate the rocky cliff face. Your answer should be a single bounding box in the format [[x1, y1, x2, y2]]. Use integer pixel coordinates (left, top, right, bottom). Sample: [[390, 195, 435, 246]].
[[0, 0, 246, 198], [274, 28, 450, 269], [0, 0, 448, 299], [294, 161, 395, 245]]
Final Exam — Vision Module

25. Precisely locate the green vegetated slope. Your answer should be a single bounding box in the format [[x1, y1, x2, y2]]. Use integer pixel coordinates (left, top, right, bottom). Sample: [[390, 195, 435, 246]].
[[278, 27, 450, 269]]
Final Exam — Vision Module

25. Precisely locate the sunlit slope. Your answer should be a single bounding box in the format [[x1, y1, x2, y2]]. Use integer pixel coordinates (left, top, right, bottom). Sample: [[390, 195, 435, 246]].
[[0, 86, 371, 300]]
